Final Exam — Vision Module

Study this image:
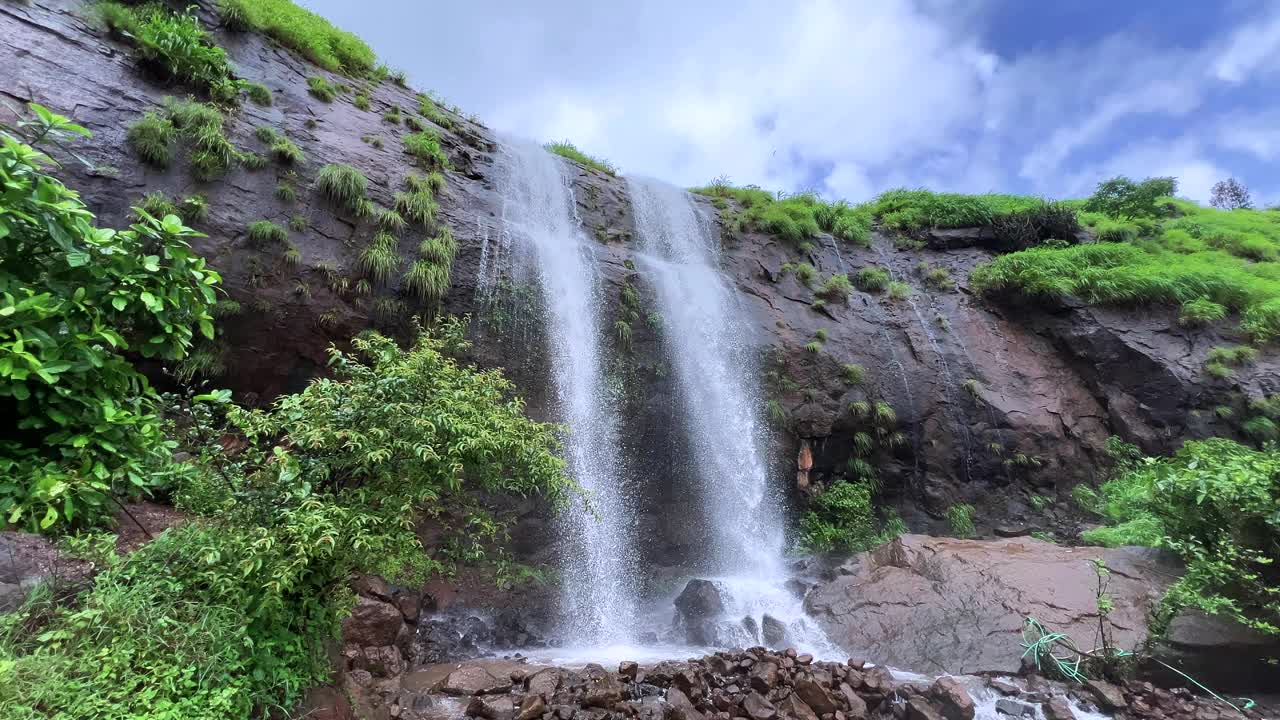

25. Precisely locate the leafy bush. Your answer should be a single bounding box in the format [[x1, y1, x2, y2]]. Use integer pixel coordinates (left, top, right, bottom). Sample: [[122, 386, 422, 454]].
[[887, 281, 912, 300], [1080, 438, 1279, 636], [854, 267, 890, 292], [269, 136, 304, 165], [225, 0, 376, 74], [1179, 297, 1227, 326], [989, 201, 1082, 251], [246, 220, 287, 247], [946, 503, 975, 537], [125, 111, 175, 167], [1083, 175, 1177, 219], [799, 480, 901, 552], [134, 7, 240, 102], [358, 231, 401, 283], [405, 130, 449, 169], [0, 107, 220, 533], [841, 364, 864, 386], [307, 75, 337, 102], [544, 140, 616, 175], [817, 273, 852, 301], [0, 322, 568, 718], [244, 82, 272, 106], [315, 164, 368, 214], [162, 98, 237, 181], [92, 1, 140, 37]]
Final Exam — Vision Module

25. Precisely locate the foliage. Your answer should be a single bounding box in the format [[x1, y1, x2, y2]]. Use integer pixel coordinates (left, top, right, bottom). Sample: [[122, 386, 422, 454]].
[[269, 135, 304, 165], [353, 91, 371, 111], [841, 363, 865, 386], [1081, 438, 1279, 636], [0, 322, 568, 718], [854, 267, 890, 293], [544, 140, 616, 175], [799, 479, 901, 553], [872, 188, 1044, 230], [134, 7, 241, 103], [417, 94, 454, 129], [162, 97, 237, 182], [0, 107, 219, 533], [1179, 297, 1227, 327], [395, 177, 438, 226], [92, 1, 140, 37], [223, 0, 376, 74], [307, 75, 337, 102], [887, 281, 911, 300], [946, 503, 976, 537], [246, 220, 287, 247], [315, 164, 369, 215], [358, 231, 402, 284], [383, 106, 402, 125], [781, 261, 817, 288], [404, 130, 449, 169], [1211, 178, 1253, 211], [1083, 175, 1177, 219], [244, 82, 272, 106], [217, 0, 250, 31], [125, 111, 175, 168]]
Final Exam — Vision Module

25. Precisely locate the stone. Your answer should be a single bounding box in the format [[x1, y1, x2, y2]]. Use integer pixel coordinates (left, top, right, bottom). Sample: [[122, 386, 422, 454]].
[[987, 679, 1020, 696], [394, 593, 420, 623], [806, 536, 1180, 675], [906, 697, 944, 720], [466, 695, 515, 720], [664, 687, 704, 720], [527, 668, 562, 697], [437, 666, 512, 696], [1153, 609, 1280, 692], [837, 684, 867, 720], [515, 694, 547, 720], [349, 645, 405, 678], [1084, 680, 1125, 711], [343, 596, 405, 648], [675, 580, 726, 645], [750, 662, 780, 693], [794, 678, 838, 716], [583, 673, 625, 709], [742, 691, 776, 720], [929, 677, 975, 720], [796, 654, 813, 666], [620, 661, 640, 679], [993, 698, 1033, 718], [776, 694, 819, 720], [1043, 697, 1076, 720]]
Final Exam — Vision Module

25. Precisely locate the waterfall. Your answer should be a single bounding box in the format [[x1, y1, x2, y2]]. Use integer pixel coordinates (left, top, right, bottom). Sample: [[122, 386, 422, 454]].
[[627, 177, 836, 656], [494, 138, 638, 645]]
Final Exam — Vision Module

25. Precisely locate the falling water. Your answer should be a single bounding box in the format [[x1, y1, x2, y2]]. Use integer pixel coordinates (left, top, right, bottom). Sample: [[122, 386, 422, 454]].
[[627, 176, 836, 656], [494, 137, 638, 645]]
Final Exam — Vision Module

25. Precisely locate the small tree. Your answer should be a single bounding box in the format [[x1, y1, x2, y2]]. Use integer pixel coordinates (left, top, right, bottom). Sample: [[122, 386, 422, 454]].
[[1084, 175, 1178, 219], [1210, 177, 1253, 210]]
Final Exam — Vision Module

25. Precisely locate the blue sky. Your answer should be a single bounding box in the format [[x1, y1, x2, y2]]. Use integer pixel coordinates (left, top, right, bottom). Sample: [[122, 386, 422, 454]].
[[301, 0, 1280, 205]]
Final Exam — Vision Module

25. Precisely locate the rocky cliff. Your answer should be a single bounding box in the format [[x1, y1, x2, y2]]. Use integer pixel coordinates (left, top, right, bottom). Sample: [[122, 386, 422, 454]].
[[5, 0, 1279, 560]]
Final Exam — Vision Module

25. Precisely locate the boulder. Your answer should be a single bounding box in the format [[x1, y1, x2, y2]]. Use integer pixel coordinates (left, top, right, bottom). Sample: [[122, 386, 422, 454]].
[[1043, 697, 1076, 720], [515, 694, 547, 720], [806, 535, 1179, 675], [619, 660, 640, 680], [906, 697, 944, 720], [929, 677, 974, 720], [838, 684, 867, 719], [993, 698, 1033, 718], [664, 687, 704, 720], [1084, 680, 1125, 711], [527, 668, 562, 697], [466, 695, 515, 720], [742, 691, 777, 720], [436, 665, 512, 696], [674, 579, 726, 645], [776, 694, 819, 720], [582, 672, 625, 709], [749, 661, 780, 693], [343, 596, 406, 648], [761, 615, 787, 648], [794, 678, 839, 715], [1149, 610, 1280, 692]]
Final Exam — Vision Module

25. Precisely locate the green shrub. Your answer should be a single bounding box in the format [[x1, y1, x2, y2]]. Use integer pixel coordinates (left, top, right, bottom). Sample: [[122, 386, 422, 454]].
[[358, 231, 401, 283], [228, 0, 375, 74], [135, 8, 240, 102], [270, 136, 304, 165], [217, 0, 249, 31], [854, 267, 890, 292], [254, 125, 280, 144], [946, 503, 976, 537], [841, 364, 865, 386], [383, 106, 402, 124], [308, 75, 337, 102], [1084, 175, 1177, 219], [1179, 297, 1227, 326], [394, 185, 437, 226], [417, 93, 454, 129], [404, 259, 450, 302], [246, 220, 287, 247], [1080, 438, 1279, 635], [315, 164, 368, 214], [887, 281, 911, 300], [162, 98, 237, 181], [126, 111, 175, 167], [799, 480, 901, 552], [0, 106, 220, 533], [276, 182, 296, 202], [136, 191, 178, 220], [419, 228, 458, 266], [289, 214, 307, 232], [781, 261, 817, 287], [404, 130, 449, 169], [238, 150, 267, 170], [353, 91, 371, 111], [244, 82, 272, 106], [544, 140, 616, 175], [178, 194, 209, 224], [92, 1, 140, 37]]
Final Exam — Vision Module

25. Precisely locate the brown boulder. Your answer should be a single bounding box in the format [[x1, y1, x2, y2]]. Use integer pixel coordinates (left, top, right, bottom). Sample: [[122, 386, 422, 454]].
[[466, 695, 515, 720], [750, 662, 780, 693], [929, 677, 974, 720], [343, 596, 406, 648], [1085, 680, 1125, 711], [583, 673, 625, 709], [837, 684, 867, 720], [437, 665, 513, 696], [664, 687, 704, 720], [794, 678, 838, 716], [526, 667, 562, 697], [515, 694, 547, 720], [906, 697, 944, 720], [1044, 697, 1076, 720], [776, 694, 819, 720], [743, 691, 777, 720]]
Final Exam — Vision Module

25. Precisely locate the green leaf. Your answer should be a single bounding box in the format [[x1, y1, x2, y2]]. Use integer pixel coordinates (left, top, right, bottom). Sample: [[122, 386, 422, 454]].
[[198, 319, 214, 340], [39, 505, 58, 529], [65, 251, 90, 267], [112, 296, 127, 311]]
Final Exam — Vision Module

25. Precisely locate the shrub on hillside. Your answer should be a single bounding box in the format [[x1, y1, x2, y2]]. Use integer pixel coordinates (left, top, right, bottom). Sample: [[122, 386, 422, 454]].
[[1083, 175, 1177, 219]]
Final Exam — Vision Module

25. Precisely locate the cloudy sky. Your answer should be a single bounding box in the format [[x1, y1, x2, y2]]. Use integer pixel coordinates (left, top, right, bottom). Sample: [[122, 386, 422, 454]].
[[301, 0, 1280, 204]]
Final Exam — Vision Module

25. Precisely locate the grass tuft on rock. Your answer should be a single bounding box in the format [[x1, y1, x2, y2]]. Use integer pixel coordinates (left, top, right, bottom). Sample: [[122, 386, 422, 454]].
[[126, 111, 176, 168], [315, 164, 368, 215], [544, 140, 616, 176]]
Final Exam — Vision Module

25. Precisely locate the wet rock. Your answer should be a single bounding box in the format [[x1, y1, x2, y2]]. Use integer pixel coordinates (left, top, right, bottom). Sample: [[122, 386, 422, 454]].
[[806, 535, 1180, 675], [761, 615, 787, 648], [437, 666, 512, 696], [1043, 697, 1076, 720], [342, 596, 405, 648], [930, 677, 974, 720], [347, 645, 405, 678], [776, 694, 819, 720], [838, 684, 867, 719], [675, 579, 725, 645], [664, 687, 704, 720], [1151, 610, 1280, 692], [526, 667, 562, 697], [515, 694, 546, 720], [750, 661, 780, 693], [741, 616, 760, 642], [794, 678, 838, 715], [987, 679, 1020, 696], [796, 653, 813, 666], [583, 672, 625, 708], [993, 698, 1033, 718], [906, 697, 944, 720], [620, 661, 640, 680], [742, 691, 776, 720], [466, 695, 515, 720], [1085, 680, 1125, 711]]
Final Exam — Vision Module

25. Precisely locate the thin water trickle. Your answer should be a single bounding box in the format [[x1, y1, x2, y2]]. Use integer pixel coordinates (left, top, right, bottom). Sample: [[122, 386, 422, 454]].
[[627, 176, 837, 657], [494, 138, 639, 645]]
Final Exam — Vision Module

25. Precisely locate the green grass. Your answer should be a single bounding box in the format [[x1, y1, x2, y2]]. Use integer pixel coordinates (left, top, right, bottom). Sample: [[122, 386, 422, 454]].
[[854, 267, 890, 293], [254, 126, 280, 144], [270, 136, 305, 165], [245, 82, 272, 106], [315, 164, 368, 214], [691, 183, 872, 248], [403, 258, 450, 302], [92, 1, 140, 37], [359, 231, 401, 283], [353, 91, 370, 111], [308, 76, 338, 102], [887, 281, 912, 300], [136, 191, 178, 220], [219, 0, 376, 74], [404, 131, 448, 168], [238, 151, 268, 170], [383, 106, 402, 125], [275, 182, 296, 202], [417, 93, 454, 129], [126, 111, 175, 167], [178, 194, 208, 224], [289, 214, 307, 231], [817, 273, 853, 301], [781, 261, 817, 287], [246, 219, 287, 247], [161, 98, 237, 181], [376, 207, 407, 233], [946, 503, 976, 537], [419, 228, 458, 266], [134, 7, 240, 102], [544, 140, 617, 176], [841, 363, 865, 386]]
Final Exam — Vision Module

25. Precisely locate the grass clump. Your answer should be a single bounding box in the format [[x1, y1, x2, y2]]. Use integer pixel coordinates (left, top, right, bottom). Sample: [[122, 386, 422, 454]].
[[841, 363, 865, 386], [946, 503, 976, 537], [359, 231, 402, 284], [544, 140, 617, 176], [383, 106, 402, 125], [178, 194, 208, 224], [275, 182, 297, 202], [220, 0, 376, 74], [289, 214, 307, 232], [1179, 297, 1228, 326], [887, 281, 912, 300], [353, 91, 371, 111], [126, 111, 176, 167], [244, 82, 272, 106], [246, 219, 287, 247], [417, 93, 454, 129], [133, 7, 241, 102], [162, 97, 237, 181], [308, 76, 338, 102], [854, 267, 890, 293], [270, 136, 305, 165], [817, 273, 853, 301], [315, 164, 368, 215], [799, 480, 904, 553], [404, 130, 449, 169], [92, 1, 140, 37]]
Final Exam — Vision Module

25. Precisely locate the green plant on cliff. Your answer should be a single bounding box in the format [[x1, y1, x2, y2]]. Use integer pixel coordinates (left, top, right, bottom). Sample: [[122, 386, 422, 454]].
[[307, 75, 338, 102], [544, 140, 617, 175], [134, 7, 242, 103], [799, 479, 902, 553], [219, 0, 376, 74], [161, 98, 238, 181], [0, 106, 220, 533], [404, 130, 449, 169], [854, 267, 890, 292], [1082, 438, 1280, 637], [358, 231, 402, 284], [315, 163, 369, 215], [946, 503, 976, 537], [0, 321, 569, 719], [125, 111, 175, 168]]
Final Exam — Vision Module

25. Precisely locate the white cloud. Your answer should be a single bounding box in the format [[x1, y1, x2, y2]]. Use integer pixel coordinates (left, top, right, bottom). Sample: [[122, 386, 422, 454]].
[[1059, 138, 1228, 204], [300, 0, 1280, 201]]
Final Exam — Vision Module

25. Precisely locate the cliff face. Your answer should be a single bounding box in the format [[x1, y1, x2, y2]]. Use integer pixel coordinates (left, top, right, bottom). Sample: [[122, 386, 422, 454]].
[[6, 0, 1279, 556]]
